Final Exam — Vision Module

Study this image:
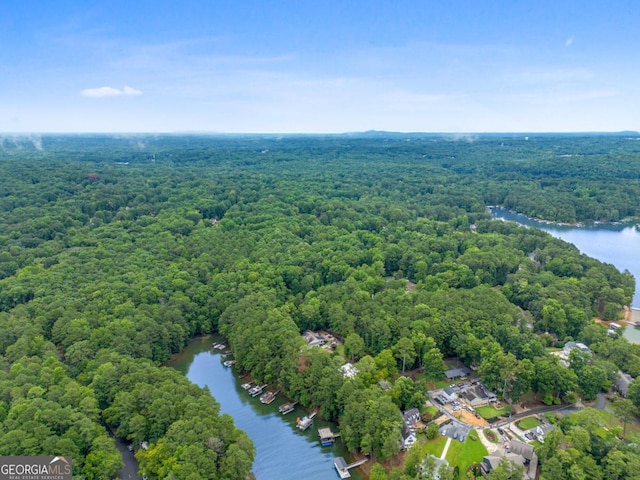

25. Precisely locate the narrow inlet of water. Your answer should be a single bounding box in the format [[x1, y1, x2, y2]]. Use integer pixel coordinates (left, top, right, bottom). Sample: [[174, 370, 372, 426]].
[[168, 336, 365, 480]]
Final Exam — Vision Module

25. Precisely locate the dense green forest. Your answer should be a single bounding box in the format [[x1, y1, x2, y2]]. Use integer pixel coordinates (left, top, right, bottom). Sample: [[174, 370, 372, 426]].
[[1, 133, 640, 479]]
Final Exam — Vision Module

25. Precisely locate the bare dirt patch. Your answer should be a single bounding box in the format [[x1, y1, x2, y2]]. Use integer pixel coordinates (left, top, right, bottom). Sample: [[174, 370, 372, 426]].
[[451, 410, 489, 427]]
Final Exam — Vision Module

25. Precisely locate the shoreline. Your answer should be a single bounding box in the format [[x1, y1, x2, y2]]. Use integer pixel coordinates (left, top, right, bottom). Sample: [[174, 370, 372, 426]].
[[488, 206, 640, 229]]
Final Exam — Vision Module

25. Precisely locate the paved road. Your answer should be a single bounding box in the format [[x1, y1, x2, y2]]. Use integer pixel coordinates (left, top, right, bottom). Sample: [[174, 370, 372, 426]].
[[492, 403, 572, 427], [108, 428, 141, 480]]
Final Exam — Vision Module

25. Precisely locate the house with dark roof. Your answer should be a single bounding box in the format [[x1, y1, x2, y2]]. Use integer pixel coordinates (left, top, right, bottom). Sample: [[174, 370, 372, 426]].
[[463, 385, 496, 406], [403, 408, 421, 426], [401, 424, 417, 450], [303, 330, 326, 347], [444, 366, 471, 380], [442, 387, 458, 402]]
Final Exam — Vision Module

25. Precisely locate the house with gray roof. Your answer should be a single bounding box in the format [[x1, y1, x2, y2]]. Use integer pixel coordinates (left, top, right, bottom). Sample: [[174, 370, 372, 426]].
[[482, 439, 537, 479], [444, 366, 471, 380]]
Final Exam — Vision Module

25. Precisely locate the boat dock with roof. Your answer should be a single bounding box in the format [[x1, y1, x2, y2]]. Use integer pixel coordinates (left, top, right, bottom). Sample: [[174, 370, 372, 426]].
[[318, 427, 340, 446], [279, 401, 298, 414], [248, 384, 267, 397]]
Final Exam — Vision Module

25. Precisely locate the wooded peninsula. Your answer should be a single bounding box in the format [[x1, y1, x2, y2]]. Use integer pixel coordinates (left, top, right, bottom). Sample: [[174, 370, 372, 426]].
[[2, 133, 640, 480]]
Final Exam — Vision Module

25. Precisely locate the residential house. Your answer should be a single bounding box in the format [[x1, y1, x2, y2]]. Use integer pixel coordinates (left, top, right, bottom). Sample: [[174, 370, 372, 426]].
[[482, 439, 538, 480], [401, 424, 417, 450], [444, 366, 471, 380], [303, 330, 326, 347], [463, 384, 497, 407], [442, 387, 458, 402]]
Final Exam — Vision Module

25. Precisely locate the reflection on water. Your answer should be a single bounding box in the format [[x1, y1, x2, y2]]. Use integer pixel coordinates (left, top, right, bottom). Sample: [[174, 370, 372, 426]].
[[168, 337, 364, 480]]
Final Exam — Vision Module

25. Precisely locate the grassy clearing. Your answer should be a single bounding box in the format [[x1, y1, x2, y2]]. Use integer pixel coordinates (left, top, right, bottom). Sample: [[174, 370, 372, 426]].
[[476, 404, 512, 419], [445, 430, 488, 480], [598, 403, 640, 438], [417, 372, 450, 390], [517, 416, 541, 430], [421, 434, 448, 458]]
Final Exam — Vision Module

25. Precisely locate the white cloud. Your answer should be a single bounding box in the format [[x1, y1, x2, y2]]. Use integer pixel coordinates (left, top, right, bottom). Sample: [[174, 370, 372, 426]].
[[123, 85, 142, 96], [80, 86, 143, 97], [565, 37, 574, 47]]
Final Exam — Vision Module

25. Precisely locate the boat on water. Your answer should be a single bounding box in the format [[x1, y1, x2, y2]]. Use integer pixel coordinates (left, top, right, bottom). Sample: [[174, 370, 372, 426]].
[[279, 402, 297, 414], [260, 391, 277, 404], [296, 411, 316, 430], [212, 343, 226, 350], [223, 360, 236, 367], [249, 384, 267, 397], [241, 382, 253, 390]]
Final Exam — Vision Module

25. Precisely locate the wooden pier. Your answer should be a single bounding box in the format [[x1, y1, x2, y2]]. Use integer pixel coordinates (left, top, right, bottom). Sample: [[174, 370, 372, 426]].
[[334, 457, 368, 479]]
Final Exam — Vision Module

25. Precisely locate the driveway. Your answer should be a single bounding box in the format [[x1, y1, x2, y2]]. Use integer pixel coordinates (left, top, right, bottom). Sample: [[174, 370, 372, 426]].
[[108, 428, 141, 480]]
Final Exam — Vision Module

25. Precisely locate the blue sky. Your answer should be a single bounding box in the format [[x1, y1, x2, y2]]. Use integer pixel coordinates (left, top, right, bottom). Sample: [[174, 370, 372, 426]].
[[1, 1, 638, 133]]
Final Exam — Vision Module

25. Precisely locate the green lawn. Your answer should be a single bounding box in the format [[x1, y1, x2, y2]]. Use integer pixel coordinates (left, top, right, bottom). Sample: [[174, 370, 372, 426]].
[[445, 430, 488, 479], [421, 434, 448, 458], [476, 404, 512, 419], [416, 372, 450, 390], [517, 416, 541, 430], [598, 403, 640, 438], [424, 405, 440, 418]]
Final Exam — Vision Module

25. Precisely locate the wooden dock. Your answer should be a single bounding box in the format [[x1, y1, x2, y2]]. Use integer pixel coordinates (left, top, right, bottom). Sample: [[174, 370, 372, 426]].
[[296, 411, 316, 430], [249, 384, 267, 397], [334, 457, 368, 478], [279, 402, 298, 414], [318, 427, 340, 446]]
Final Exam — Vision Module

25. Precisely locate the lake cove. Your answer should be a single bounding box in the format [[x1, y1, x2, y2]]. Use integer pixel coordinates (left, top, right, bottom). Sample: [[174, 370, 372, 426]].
[[491, 207, 640, 341], [168, 336, 365, 480]]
